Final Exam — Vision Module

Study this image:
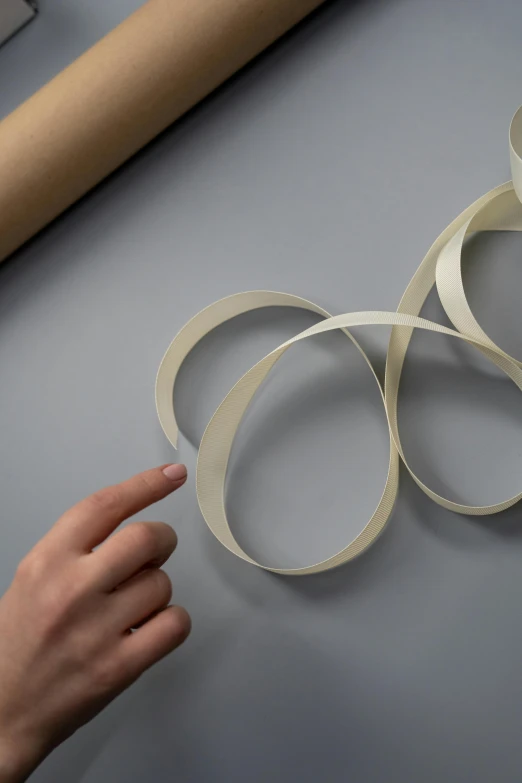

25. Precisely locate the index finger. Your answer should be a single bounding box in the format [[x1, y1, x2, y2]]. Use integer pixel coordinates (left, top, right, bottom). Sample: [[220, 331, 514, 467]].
[[50, 464, 187, 551]]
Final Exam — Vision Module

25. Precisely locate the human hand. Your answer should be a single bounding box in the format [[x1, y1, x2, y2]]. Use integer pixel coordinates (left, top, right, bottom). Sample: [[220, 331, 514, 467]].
[[0, 464, 191, 783]]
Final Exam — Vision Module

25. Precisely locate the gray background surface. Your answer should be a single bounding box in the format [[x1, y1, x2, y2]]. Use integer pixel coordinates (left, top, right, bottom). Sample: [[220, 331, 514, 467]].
[[2, 1, 522, 781]]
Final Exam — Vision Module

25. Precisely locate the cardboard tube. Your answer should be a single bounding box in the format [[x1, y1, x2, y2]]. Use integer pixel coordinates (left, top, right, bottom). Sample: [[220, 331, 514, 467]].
[[0, 0, 327, 262]]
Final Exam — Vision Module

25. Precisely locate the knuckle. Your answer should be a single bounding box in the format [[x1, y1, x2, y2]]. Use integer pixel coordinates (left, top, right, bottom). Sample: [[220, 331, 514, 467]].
[[135, 472, 158, 497], [89, 486, 123, 514], [165, 606, 192, 646], [126, 522, 157, 556], [150, 569, 172, 604], [163, 524, 178, 552], [149, 524, 177, 563], [15, 549, 48, 585], [91, 654, 128, 692]]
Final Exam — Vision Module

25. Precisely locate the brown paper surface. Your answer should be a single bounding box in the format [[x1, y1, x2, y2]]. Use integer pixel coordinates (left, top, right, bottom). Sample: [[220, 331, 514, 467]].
[[0, 0, 327, 262]]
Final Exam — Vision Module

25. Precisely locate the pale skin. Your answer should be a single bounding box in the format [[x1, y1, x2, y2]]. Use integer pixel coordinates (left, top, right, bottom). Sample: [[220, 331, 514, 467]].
[[0, 463, 192, 783]]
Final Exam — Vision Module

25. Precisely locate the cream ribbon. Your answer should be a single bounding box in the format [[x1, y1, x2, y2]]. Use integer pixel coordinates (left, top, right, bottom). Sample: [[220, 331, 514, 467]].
[[156, 107, 522, 575]]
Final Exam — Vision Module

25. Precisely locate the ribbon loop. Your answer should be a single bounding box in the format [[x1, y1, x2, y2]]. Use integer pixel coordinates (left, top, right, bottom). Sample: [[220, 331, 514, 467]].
[[155, 106, 522, 575]]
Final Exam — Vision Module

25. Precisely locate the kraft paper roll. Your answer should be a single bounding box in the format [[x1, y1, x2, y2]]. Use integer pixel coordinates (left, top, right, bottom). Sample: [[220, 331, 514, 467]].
[[155, 107, 522, 575], [0, 0, 327, 262]]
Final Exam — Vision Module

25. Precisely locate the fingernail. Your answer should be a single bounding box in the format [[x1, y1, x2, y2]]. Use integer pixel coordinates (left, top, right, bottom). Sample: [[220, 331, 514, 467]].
[[162, 464, 187, 482]]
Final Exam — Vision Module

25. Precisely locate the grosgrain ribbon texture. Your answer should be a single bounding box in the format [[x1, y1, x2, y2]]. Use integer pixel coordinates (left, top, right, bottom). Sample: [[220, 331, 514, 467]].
[[156, 107, 522, 576]]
